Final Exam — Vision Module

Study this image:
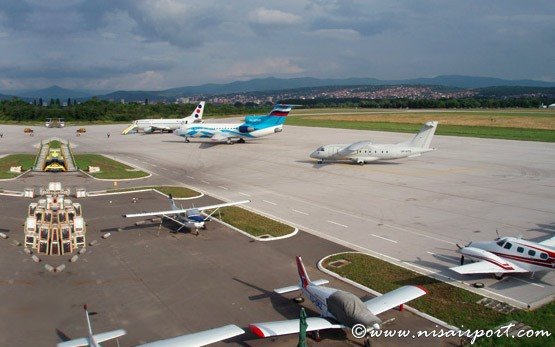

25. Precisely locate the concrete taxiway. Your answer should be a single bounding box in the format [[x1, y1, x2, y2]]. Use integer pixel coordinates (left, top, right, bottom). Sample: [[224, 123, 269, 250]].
[[0, 190, 456, 346], [1, 123, 554, 310]]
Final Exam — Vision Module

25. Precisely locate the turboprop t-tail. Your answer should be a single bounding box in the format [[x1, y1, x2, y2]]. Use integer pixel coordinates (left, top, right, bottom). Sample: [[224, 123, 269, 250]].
[[249, 256, 427, 342], [58, 305, 244, 347], [310, 121, 438, 165], [122, 101, 205, 134], [174, 103, 296, 144]]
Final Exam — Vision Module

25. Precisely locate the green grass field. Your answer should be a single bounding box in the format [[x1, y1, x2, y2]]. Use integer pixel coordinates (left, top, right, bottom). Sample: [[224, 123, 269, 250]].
[[323, 253, 554, 346], [0, 154, 36, 179], [74, 154, 149, 179], [109, 185, 200, 198], [286, 108, 555, 142], [47, 140, 62, 148], [210, 206, 295, 237]]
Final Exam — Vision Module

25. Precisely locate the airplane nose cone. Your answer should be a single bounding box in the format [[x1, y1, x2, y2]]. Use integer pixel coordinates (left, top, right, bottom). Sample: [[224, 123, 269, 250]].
[[309, 151, 319, 159]]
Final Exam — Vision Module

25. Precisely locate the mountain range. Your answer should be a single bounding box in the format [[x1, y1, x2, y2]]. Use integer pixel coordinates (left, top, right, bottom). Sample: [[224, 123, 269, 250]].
[[2, 75, 554, 102]]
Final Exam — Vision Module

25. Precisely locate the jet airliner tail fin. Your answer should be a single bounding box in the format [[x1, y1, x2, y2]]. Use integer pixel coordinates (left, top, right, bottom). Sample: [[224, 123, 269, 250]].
[[182, 101, 205, 123], [407, 121, 438, 149], [244, 103, 297, 126]]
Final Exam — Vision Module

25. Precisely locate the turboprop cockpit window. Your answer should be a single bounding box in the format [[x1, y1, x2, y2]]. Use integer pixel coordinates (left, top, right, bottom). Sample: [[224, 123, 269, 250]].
[[496, 239, 506, 247]]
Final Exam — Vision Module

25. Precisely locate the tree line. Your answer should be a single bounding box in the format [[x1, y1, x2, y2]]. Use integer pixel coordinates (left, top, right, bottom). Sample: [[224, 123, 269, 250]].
[[0, 96, 551, 122]]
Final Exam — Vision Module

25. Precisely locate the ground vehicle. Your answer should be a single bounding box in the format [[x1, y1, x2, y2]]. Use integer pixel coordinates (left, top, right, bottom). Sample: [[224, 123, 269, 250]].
[[24, 127, 34, 134], [45, 118, 65, 128]]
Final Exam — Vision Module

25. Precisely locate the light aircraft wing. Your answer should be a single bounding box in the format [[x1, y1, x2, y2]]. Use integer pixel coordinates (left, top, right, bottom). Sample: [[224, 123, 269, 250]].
[[364, 285, 427, 315], [57, 329, 126, 347], [539, 236, 555, 248], [249, 317, 344, 338], [124, 200, 250, 218], [210, 132, 231, 142], [138, 324, 244, 347], [450, 260, 527, 275]]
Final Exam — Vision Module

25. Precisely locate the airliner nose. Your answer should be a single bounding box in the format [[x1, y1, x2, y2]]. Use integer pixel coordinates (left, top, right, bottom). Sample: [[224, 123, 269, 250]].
[[309, 151, 318, 159]]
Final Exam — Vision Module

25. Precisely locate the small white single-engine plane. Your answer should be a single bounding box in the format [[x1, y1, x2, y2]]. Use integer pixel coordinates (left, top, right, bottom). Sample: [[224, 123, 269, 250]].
[[249, 256, 427, 344], [57, 304, 244, 347], [451, 235, 555, 279], [122, 101, 205, 134], [124, 194, 249, 234], [309, 121, 438, 165]]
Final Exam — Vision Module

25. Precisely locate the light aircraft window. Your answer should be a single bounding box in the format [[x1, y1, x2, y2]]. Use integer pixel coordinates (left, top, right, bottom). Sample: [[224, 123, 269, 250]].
[[540, 253, 548, 259], [528, 250, 536, 256], [318, 147, 324, 151], [496, 240, 506, 247], [503, 242, 512, 250], [517, 247, 524, 253]]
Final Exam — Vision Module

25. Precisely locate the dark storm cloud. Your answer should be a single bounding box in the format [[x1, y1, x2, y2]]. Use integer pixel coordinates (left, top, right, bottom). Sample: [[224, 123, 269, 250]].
[[0, 0, 552, 90]]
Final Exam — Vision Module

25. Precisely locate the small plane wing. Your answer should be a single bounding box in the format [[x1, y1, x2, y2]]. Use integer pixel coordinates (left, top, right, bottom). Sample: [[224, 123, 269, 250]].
[[57, 329, 126, 347], [250, 317, 344, 338], [539, 236, 555, 248], [450, 260, 527, 275], [124, 200, 250, 218], [138, 324, 244, 347], [364, 285, 427, 315]]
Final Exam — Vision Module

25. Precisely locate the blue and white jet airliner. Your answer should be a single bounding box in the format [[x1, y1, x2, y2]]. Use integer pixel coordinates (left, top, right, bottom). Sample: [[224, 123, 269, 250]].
[[174, 104, 294, 144]]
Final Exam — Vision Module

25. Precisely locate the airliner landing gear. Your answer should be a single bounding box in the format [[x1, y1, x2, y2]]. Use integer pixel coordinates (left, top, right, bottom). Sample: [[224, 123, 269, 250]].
[[494, 273, 504, 280], [238, 138, 245, 143], [317, 159, 323, 164], [357, 159, 365, 165], [184, 137, 190, 143], [226, 139, 233, 145]]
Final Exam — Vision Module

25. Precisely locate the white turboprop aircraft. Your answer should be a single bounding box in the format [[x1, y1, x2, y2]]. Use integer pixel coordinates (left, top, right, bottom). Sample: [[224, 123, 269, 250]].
[[309, 121, 438, 165], [124, 194, 249, 233], [122, 101, 205, 134], [58, 305, 244, 347], [451, 235, 555, 279], [249, 256, 427, 343]]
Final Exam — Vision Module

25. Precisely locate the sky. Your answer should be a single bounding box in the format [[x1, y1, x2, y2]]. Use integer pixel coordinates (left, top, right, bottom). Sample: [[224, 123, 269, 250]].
[[0, 0, 553, 92]]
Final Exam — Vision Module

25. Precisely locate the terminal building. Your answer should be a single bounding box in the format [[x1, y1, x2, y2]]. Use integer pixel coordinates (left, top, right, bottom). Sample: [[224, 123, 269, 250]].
[[24, 183, 86, 256]]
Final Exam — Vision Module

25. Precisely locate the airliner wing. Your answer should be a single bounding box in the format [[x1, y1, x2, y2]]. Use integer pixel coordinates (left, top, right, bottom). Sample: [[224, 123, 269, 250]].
[[210, 132, 230, 142], [539, 236, 555, 248], [138, 324, 244, 347], [249, 317, 344, 338], [57, 338, 89, 347], [450, 260, 527, 275], [124, 200, 250, 218], [364, 285, 427, 315], [337, 141, 372, 156]]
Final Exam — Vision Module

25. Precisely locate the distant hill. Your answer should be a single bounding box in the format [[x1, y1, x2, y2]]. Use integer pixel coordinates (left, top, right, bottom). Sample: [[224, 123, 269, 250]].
[[0, 93, 16, 101], [16, 85, 92, 100], [96, 75, 555, 102]]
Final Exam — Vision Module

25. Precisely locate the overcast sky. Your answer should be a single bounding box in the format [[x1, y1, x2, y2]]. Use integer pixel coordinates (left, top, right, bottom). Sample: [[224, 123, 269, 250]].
[[0, 0, 553, 92]]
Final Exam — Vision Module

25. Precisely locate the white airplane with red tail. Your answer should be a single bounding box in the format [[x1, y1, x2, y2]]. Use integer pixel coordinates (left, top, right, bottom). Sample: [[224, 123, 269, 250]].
[[451, 235, 555, 279], [249, 256, 427, 342]]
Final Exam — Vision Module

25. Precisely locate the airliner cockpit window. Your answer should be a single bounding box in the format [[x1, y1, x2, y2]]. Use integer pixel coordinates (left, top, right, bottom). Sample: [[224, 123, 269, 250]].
[[318, 147, 325, 151]]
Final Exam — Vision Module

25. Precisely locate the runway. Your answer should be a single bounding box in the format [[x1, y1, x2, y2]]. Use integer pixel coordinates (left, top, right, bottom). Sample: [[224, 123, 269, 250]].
[[1, 122, 554, 308]]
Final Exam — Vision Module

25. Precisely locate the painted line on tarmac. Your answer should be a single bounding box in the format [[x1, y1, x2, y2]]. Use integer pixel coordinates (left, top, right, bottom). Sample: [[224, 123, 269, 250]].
[[218, 185, 229, 190], [370, 233, 398, 243], [328, 220, 348, 228], [201, 180, 210, 184], [263, 200, 278, 205], [239, 192, 251, 197], [186, 175, 195, 179], [292, 209, 309, 215]]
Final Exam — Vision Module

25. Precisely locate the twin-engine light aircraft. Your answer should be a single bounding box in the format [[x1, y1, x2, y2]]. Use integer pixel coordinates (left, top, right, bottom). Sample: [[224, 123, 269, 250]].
[[310, 121, 438, 165], [249, 256, 427, 343], [57, 305, 244, 347], [122, 101, 205, 134], [451, 235, 555, 279], [124, 195, 249, 233], [174, 103, 296, 144]]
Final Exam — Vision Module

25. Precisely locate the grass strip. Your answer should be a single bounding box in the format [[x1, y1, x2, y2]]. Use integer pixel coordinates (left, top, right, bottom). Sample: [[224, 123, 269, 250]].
[[323, 252, 554, 346], [0, 154, 36, 179], [209, 206, 295, 237], [287, 118, 555, 142], [109, 185, 200, 198], [74, 154, 149, 179]]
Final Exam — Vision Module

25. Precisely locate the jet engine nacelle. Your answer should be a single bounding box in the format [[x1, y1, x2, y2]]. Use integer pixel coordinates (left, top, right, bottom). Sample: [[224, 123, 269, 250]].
[[238, 125, 255, 133], [143, 127, 154, 133]]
